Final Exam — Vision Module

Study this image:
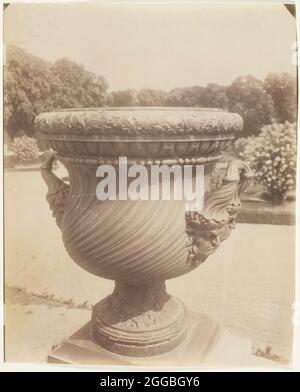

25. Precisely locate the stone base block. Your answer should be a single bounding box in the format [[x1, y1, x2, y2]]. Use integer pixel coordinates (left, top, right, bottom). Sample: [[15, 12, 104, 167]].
[[47, 312, 278, 368]]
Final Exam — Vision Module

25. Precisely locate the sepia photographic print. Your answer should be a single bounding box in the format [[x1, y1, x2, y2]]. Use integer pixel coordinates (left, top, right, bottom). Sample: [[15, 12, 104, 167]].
[[1, 1, 299, 371]]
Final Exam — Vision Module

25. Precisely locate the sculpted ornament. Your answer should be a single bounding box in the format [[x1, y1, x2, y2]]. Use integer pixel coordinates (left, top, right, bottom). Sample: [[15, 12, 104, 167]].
[[185, 160, 253, 266], [41, 151, 69, 228]]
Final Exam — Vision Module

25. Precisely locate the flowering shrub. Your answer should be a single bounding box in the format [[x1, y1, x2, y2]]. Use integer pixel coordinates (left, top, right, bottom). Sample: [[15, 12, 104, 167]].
[[233, 136, 254, 160], [11, 136, 40, 163], [243, 122, 296, 204]]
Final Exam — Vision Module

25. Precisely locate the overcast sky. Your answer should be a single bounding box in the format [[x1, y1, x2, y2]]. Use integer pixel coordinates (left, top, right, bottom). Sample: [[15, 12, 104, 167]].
[[4, 3, 297, 91]]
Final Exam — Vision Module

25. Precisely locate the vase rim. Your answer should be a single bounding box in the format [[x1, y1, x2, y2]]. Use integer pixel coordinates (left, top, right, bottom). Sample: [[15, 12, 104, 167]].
[[35, 107, 243, 138], [51, 106, 225, 113]]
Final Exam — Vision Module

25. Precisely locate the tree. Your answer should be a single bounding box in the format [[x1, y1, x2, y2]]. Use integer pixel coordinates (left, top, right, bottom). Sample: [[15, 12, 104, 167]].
[[165, 85, 229, 108], [264, 73, 297, 123], [165, 86, 205, 107], [4, 45, 54, 138], [52, 58, 108, 108], [4, 46, 109, 139], [201, 83, 228, 109], [137, 88, 167, 106], [112, 89, 139, 106], [227, 75, 276, 136]]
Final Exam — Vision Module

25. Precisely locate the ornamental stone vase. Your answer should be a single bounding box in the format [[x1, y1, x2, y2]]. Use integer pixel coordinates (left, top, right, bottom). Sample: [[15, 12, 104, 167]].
[[35, 107, 252, 357]]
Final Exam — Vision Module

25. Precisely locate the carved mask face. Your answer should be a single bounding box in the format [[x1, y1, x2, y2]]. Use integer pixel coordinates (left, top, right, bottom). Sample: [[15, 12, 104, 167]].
[[193, 229, 221, 257], [185, 216, 235, 267]]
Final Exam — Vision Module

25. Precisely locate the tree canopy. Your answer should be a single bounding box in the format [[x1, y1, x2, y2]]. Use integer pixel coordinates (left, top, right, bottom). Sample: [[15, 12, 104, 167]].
[[52, 58, 108, 109], [4, 46, 297, 139], [227, 75, 276, 136], [4, 46, 54, 137], [264, 73, 297, 123], [111, 89, 138, 106], [137, 88, 167, 106], [4, 46, 109, 138]]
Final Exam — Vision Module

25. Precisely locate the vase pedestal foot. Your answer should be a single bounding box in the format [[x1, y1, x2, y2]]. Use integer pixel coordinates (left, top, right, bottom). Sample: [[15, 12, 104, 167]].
[[47, 312, 275, 367], [91, 281, 187, 357]]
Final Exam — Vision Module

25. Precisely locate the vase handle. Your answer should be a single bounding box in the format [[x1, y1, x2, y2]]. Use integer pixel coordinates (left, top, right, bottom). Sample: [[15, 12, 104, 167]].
[[41, 151, 69, 228], [221, 159, 254, 219], [185, 160, 253, 266]]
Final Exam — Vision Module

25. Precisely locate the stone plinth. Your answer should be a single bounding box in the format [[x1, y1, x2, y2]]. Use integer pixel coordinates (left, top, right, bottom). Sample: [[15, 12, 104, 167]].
[[47, 312, 276, 368]]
